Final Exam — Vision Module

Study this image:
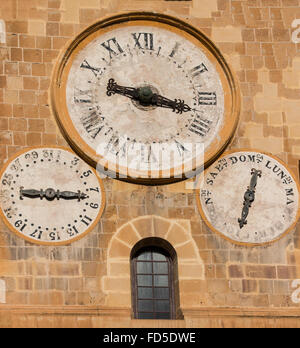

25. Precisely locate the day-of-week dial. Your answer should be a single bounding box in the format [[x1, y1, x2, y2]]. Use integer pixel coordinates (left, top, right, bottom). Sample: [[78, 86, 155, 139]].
[[0, 147, 105, 245], [197, 151, 300, 245], [66, 24, 224, 172]]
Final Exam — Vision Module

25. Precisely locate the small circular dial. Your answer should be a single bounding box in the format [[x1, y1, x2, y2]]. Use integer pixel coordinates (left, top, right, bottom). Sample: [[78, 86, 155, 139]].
[[0, 147, 105, 245], [196, 150, 300, 246], [51, 13, 240, 184]]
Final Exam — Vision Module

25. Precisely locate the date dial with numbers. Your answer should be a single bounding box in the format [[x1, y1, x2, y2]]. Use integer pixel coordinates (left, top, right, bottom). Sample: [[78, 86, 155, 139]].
[[51, 12, 240, 184], [0, 147, 105, 245]]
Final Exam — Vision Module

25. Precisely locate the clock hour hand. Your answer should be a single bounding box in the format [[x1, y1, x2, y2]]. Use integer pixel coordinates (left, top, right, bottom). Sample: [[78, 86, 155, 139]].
[[20, 187, 88, 201], [59, 191, 88, 201], [238, 169, 262, 229], [106, 78, 138, 100], [106, 78, 192, 114], [19, 188, 41, 200]]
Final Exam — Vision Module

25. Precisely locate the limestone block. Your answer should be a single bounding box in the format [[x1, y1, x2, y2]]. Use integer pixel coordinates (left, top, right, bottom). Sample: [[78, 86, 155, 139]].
[[292, 146, 300, 157], [268, 112, 283, 126], [284, 100, 300, 123], [176, 240, 199, 261], [6, 77, 23, 90], [250, 137, 284, 154], [132, 216, 154, 239], [60, 0, 80, 23], [289, 125, 300, 138], [0, 261, 22, 276], [105, 292, 131, 307], [212, 26, 242, 43], [262, 83, 278, 97], [103, 276, 130, 293], [178, 264, 205, 280], [254, 97, 282, 112], [80, 0, 100, 8], [166, 223, 189, 246], [108, 238, 131, 260], [108, 262, 130, 277], [152, 216, 172, 239], [28, 21, 46, 36], [243, 123, 264, 138], [116, 223, 140, 248], [190, 0, 218, 18]]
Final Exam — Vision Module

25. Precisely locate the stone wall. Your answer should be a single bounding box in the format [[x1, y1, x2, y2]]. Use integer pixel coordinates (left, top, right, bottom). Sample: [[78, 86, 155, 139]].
[[0, 0, 300, 328]]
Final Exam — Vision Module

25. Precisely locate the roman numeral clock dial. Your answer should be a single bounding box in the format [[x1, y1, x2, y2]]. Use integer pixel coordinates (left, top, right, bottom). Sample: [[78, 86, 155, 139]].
[[0, 147, 105, 245], [51, 13, 240, 184]]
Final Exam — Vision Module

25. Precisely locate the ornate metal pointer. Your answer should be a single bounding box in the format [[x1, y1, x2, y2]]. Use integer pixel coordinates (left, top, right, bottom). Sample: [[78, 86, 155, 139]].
[[238, 168, 262, 229], [106, 78, 192, 114], [20, 187, 88, 201]]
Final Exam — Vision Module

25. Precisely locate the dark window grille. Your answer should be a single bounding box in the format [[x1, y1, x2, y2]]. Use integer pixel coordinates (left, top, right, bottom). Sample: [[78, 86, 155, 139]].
[[132, 247, 174, 319]]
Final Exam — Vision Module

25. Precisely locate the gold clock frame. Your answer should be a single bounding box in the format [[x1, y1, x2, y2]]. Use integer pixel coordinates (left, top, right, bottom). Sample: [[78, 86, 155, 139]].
[[51, 12, 241, 185], [0, 146, 106, 246], [196, 148, 300, 247]]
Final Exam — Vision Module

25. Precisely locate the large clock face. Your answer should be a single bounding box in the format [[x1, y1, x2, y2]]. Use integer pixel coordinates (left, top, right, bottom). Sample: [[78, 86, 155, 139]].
[[0, 147, 105, 245], [52, 13, 240, 184], [196, 150, 300, 246]]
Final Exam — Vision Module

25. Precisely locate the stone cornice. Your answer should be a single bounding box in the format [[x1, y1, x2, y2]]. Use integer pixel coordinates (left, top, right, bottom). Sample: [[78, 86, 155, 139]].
[[1, 305, 300, 318]]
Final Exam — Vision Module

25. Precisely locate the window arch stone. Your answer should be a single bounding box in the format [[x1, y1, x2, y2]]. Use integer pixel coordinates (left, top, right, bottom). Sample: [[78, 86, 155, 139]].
[[102, 215, 204, 309]]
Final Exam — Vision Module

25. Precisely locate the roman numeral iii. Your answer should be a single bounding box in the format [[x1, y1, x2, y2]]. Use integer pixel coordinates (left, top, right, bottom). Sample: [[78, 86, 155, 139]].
[[198, 92, 217, 106]]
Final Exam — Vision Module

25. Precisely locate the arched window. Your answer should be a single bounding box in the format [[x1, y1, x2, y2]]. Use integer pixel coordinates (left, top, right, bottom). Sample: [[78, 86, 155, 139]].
[[130, 238, 181, 320]]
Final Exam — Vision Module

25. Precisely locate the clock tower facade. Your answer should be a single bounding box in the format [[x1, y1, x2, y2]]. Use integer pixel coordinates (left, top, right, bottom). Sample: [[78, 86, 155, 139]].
[[0, 0, 300, 328]]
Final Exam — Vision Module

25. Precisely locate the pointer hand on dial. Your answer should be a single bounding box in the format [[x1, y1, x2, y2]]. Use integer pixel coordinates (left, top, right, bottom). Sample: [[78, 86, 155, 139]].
[[20, 187, 88, 201], [238, 168, 262, 229], [107, 78, 192, 114]]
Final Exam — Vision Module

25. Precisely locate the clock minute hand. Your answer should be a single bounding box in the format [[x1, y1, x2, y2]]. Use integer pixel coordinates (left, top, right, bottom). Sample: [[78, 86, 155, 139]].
[[238, 169, 262, 229], [151, 94, 191, 114], [20, 187, 88, 201]]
